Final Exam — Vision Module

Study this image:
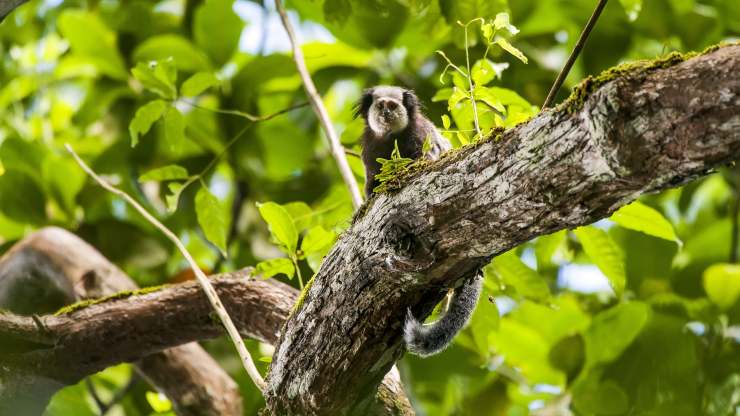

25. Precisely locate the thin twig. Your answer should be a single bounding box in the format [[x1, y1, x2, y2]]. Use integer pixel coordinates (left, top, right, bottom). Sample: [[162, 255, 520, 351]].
[[542, 0, 609, 109], [274, 0, 363, 210], [65, 145, 267, 393], [182, 99, 308, 122]]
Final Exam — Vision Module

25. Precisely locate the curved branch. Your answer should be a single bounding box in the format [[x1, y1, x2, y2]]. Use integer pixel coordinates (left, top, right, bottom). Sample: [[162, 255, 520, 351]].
[[0, 229, 412, 415], [0, 227, 243, 416], [264, 45, 740, 414]]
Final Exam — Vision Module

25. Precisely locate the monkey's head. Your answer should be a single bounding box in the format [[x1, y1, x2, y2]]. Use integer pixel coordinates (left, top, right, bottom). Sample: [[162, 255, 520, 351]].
[[354, 86, 419, 136]]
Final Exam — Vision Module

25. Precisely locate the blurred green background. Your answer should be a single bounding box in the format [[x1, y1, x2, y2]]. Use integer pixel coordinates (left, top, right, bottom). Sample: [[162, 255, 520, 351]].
[[0, 0, 738, 415]]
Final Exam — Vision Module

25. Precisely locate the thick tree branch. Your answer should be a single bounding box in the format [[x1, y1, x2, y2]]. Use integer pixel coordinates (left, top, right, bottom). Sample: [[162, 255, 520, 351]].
[[0, 228, 412, 415], [264, 45, 740, 414], [0, 228, 243, 416], [0, 0, 27, 22]]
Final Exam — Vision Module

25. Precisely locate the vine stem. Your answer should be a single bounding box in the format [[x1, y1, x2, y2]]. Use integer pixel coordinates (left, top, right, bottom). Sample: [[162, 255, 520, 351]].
[[274, 0, 363, 210], [65, 144, 267, 394], [542, 0, 609, 109]]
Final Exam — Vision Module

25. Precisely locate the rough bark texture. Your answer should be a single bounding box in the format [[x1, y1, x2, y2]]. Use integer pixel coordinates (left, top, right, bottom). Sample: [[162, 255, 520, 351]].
[[264, 45, 740, 414], [0, 228, 243, 416], [0, 228, 412, 415]]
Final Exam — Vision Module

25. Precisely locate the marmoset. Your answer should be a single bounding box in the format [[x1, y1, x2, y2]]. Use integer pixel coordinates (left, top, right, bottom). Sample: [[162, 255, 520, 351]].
[[354, 85, 483, 357]]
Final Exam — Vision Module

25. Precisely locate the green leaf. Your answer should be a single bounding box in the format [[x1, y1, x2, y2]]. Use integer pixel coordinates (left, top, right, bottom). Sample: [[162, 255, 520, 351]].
[[145, 391, 173, 413], [703, 263, 740, 310], [165, 182, 185, 213], [195, 186, 229, 256], [131, 60, 178, 99], [471, 59, 497, 86], [583, 302, 650, 367], [139, 165, 189, 182], [43, 156, 86, 217], [301, 226, 335, 254], [181, 72, 219, 97], [283, 201, 313, 232], [492, 12, 519, 35], [0, 170, 46, 224], [164, 107, 186, 145], [492, 251, 551, 302], [574, 226, 626, 297], [441, 114, 451, 130], [57, 10, 127, 79], [255, 257, 295, 279], [133, 35, 211, 72], [257, 202, 299, 254], [129, 100, 167, 147], [468, 296, 499, 356], [610, 200, 681, 244], [194, 0, 245, 65], [494, 38, 528, 63], [534, 230, 569, 269]]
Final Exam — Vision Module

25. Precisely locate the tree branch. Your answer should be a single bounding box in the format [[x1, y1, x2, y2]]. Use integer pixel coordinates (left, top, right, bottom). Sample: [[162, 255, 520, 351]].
[[0, 228, 412, 415], [264, 45, 740, 414], [0, 227, 243, 416], [0, 0, 27, 22]]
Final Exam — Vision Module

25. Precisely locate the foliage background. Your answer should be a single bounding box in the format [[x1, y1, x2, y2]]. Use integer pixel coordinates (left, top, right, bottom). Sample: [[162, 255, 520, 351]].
[[0, 0, 738, 414]]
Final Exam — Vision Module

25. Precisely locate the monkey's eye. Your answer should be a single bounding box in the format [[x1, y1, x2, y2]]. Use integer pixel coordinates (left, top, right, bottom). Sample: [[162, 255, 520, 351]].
[[386, 101, 398, 110]]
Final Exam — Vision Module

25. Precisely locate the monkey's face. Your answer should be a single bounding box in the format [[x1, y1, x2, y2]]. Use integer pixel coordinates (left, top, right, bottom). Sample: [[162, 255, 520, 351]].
[[355, 86, 417, 137]]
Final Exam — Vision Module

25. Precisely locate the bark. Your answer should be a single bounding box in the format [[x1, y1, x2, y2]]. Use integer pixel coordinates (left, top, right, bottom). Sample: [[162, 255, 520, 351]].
[[0, 228, 243, 416], [0, 0, 27, 22], [0, 228, 412, 415], [264, 45, 740, 414]]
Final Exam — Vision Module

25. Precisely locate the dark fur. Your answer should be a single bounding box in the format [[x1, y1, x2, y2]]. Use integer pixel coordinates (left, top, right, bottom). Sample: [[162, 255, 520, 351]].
[[356, 87, 449, 197], [356, 86, 480, 357]]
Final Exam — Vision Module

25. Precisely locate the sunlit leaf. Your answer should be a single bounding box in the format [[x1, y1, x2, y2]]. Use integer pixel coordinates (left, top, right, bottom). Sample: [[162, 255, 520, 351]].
[[494, 38, 528, 63], [703, 263, 740, 310], [491, 250, 550, 302], [181, 72, 219, 97], [194, 0, 245, 65], [583, 302, 650, 367], [129, 100, 167, 146], [255, 257, 295, 279], [131, 61, 177, 99], [163, 107, 186, 149], [301, 225, 335, 254], [493, 12, 519, 34], [145, 391, 172, 413], [610, 200, 681, 244], [57, 10, 127, 79], [257, 202, 298, 254], [133, 35, 211, 72], [139, 165, 190, 182], [574, 226, 626, 296], [195, 186, 229, 256]]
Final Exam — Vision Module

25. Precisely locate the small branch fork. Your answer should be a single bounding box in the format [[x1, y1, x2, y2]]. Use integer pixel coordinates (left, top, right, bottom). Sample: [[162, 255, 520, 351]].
[[274, 0, 364, 209]]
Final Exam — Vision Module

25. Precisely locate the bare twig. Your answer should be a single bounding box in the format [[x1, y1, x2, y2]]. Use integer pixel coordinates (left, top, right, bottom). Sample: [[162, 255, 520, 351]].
[[65, 145, 267, 393], [274, 0, 363, 209], [542, 0, 609, 109]]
